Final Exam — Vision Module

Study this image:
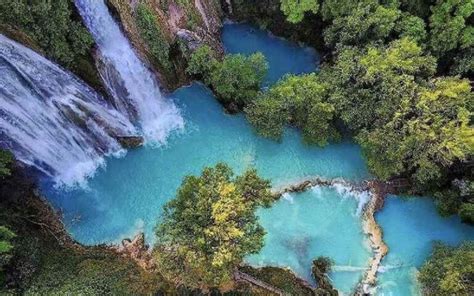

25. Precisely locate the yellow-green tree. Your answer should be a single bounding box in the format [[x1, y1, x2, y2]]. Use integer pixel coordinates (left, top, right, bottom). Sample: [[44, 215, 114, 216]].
[[154, 163, 273, 289], [358, 77, 473, 186], [419, 242, 474, 296]]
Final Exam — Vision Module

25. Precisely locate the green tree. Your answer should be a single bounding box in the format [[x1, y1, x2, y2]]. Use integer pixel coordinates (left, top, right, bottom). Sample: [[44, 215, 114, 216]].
[[419, 242, 474, 296], [0, 150, 13, 177], [326, 38, 436, 131], [395, 12, 427, 44], [0, 226, 15, 284], [429, 0, 473, 55], [187, 47, 268, 109], [210, 53, 268, 107], [323, 1, 401, 47], [428, 0, 474, 75], [154, 163, 273, 289], [280, 0, 319, 23], [0, 0, 93, 68], [358, 77, 473, 186], [320, 0, 358, 21], [246, 73, 339, 145], [186, 45, 218, 80]]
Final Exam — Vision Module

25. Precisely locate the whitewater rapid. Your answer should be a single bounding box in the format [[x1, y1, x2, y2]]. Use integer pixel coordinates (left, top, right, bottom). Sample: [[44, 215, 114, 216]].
[[0, 35, 136, 187], [74, 0, 184, 143]]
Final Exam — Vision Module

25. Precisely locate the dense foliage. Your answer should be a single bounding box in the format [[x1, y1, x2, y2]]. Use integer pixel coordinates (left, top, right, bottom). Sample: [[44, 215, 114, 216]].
[[280, 0, 319, 23], [246, 73, 339, 145], [136, 3, 173, 71], [243, 0, 473, 221], [0, 226, 15, 284], [419, 242, 474, 295], [0, 150, 13, 178], [0, 0, 93, 69], [187, 46, 268, 108], [154, 163, 273, 289]]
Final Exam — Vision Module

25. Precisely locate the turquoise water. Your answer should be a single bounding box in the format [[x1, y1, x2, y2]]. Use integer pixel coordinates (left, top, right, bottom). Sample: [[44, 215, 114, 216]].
[[42, 23, 473, 294], [44, 83, 369, 245], [44, 24, 367, 247], [222, 22, 319, 85], [246, 186, 371, 294], [376, 197, 474, 295]]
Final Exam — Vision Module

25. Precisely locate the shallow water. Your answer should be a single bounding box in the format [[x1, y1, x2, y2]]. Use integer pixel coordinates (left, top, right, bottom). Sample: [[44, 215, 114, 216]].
[[44, 83, 369, 245], [42, 23, 473, 294], [376, 197, 474, 295], [246, 186, 371, 294]]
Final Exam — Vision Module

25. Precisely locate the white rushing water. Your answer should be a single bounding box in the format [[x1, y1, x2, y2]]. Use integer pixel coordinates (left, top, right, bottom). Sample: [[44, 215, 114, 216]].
[[75, 0, 184, 142], [0, 35, 136, 187]]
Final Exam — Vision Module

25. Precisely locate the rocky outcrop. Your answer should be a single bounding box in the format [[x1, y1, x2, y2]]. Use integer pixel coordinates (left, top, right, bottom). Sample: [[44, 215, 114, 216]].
[[356, 181, 389, 295], [115, 232, 156, 271], [106, 0, 224, 90], [117, 135, 144, 148]]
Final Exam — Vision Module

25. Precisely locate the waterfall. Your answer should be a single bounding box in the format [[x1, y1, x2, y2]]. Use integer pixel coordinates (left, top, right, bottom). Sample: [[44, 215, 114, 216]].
[[75, 0, 184, 143], [0, 35, 137, 187]]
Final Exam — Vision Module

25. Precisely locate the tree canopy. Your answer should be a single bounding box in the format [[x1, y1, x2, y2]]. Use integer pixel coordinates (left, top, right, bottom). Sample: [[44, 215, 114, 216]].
[[280, 0, 319, 23], [187, 46, 268, 109], [0, 0, 93, 68], [154, 163, 273, 289], [358, 77, 472, 185], [419, 242, 474, 295], [246, 73, 339, 145], [0, 150, 13, 178]]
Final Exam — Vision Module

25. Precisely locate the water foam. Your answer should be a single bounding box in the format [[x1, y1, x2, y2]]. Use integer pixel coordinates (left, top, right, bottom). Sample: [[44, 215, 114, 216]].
[[75, 0, 184, 144], [0, 35, 136, 187]]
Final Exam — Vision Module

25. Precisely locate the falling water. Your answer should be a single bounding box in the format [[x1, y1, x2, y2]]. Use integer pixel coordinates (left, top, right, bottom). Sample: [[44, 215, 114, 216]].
[[0, 35, 137, 187], [75, 0, 184, 142]]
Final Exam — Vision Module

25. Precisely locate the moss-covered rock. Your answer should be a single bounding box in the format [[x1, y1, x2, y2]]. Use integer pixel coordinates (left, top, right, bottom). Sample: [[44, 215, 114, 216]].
[[106, 0, 224, 91]]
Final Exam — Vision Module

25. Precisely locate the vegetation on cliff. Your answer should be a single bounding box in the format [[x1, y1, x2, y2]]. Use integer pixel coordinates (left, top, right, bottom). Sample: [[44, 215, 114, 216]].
[[0, 163, 172, 295], [136, 3, 173, 72], [154, 163, 273, 289], [0, 0, 102, 89], [419, 242, 474, 296]]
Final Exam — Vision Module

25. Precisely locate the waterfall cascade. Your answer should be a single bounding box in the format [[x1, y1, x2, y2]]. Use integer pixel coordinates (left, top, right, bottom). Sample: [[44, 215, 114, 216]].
[[0, 35, 136, 187], [75, 0, 184, 142], [0, 0, 183, 186]]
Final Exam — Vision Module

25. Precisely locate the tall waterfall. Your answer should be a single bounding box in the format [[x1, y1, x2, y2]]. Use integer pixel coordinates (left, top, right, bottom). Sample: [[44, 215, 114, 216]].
[[75, 0, 184, 142], [0, 35, 137, 187]]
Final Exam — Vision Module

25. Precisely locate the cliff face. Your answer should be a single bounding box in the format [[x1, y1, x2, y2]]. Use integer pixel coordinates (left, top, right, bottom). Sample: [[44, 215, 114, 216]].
[[106, 0, 224, 90]]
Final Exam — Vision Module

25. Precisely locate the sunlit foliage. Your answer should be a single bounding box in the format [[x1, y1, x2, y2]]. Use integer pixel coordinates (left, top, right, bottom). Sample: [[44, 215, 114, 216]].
[[154, 163, 273, 288]]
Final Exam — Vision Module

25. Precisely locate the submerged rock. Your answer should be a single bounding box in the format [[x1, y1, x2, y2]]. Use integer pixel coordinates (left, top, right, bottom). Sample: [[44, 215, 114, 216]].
[[117, 136, 144, 148]]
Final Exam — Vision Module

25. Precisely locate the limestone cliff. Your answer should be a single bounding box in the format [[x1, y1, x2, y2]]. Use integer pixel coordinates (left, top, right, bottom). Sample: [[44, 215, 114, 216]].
[[106, 0, 224, 90]]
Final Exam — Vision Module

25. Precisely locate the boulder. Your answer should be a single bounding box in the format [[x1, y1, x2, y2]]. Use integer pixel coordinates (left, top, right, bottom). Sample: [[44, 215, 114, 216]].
[[117, 136, 144, 148]]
